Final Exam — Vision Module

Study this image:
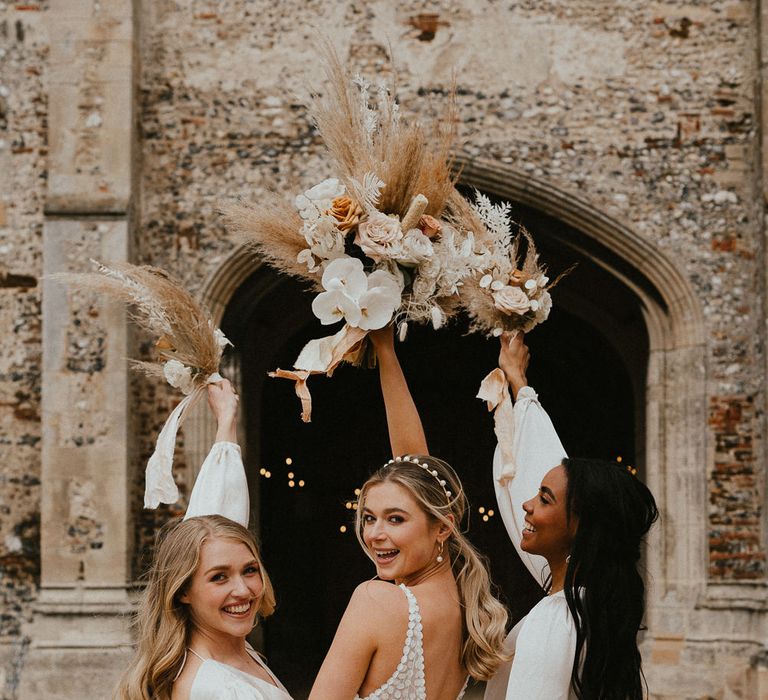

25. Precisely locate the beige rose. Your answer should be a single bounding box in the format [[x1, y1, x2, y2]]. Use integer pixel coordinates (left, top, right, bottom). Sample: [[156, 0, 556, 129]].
[[418, 214, 442, 239], [354, 211, 404, 261], [492, 285, 531, 316], [327, 195, 363, 232]]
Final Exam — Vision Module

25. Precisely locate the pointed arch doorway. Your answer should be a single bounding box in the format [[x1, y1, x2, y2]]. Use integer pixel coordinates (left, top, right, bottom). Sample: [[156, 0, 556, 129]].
[[215, 169, 666, 697]]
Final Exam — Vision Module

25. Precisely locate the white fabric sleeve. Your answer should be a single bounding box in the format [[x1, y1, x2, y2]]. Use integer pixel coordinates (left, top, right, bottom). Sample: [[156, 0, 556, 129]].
[[504, 596, 577, 699], [492, 385, 568, 584], [184, 442, 249, 527]]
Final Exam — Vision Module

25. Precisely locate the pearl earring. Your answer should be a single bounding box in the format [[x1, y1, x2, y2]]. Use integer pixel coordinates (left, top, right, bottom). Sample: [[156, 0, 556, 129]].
[[436, 541, 445, 563]]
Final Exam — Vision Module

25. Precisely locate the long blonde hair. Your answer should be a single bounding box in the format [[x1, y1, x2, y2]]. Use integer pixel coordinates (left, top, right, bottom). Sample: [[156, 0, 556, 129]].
[[116, 515, 275, 700], [356, 456, 509, 680]]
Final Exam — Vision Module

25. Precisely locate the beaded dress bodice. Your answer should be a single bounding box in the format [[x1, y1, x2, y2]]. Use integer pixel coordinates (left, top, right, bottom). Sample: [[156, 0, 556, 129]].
[[355, 584, 468, 700]]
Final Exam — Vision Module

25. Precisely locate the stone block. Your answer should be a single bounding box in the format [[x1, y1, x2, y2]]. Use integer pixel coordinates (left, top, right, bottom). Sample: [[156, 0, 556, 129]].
[[42, 219, 131, 586], [44, 5, 134, 214], [17, 646, 132, 700], [650, 635, 685, 665]]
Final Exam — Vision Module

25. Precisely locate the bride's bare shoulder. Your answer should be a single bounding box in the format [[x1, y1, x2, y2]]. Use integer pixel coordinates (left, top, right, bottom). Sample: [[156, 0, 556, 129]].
[[347, 580, 408, 617]]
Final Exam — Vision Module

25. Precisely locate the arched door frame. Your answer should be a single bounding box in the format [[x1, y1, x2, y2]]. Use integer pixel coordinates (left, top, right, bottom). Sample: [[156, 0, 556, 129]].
[[191, 159, 709, 631]]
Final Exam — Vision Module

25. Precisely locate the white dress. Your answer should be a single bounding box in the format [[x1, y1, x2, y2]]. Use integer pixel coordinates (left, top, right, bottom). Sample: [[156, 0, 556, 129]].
[[187, 646, 292, 700], [354, 584, 469, 700], [483, 386, 578, 700]]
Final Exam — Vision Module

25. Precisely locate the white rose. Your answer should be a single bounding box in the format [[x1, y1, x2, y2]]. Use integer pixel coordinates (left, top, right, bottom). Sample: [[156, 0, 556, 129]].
[[397, 229, 434, 265], [492, 285, 531, 316], [354, 212, 403, 261], [163, 359, 195, 395], [295, 178, 346, 221]]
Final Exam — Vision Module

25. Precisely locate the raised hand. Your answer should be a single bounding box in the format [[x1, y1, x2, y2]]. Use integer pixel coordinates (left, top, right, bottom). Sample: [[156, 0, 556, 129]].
[[207, 378, 239, 443], [499, 332, 530, 399], [368, 324, 395, 352]]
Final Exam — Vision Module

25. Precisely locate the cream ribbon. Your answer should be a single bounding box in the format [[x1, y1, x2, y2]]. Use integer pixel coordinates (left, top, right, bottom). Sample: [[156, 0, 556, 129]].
[[477, 368, 517, 483], [144, 371, 223, 508], [270, 325, 368, 422]]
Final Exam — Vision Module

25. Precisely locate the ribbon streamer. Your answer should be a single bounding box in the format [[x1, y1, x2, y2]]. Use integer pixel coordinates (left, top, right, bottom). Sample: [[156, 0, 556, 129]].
[[477, 367, 517, 483], [270, 325, 368, 422], [269, 368, 312, 423], [144, 372, 223, 508]]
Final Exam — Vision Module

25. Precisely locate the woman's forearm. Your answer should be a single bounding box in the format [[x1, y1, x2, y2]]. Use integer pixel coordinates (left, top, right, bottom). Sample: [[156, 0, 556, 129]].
[[214, 414, 237, 444], [376, 344, 428, 456]]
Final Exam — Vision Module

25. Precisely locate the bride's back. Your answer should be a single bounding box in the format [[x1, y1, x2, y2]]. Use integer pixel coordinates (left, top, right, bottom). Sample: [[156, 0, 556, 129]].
[[355, 577, 467, 700]]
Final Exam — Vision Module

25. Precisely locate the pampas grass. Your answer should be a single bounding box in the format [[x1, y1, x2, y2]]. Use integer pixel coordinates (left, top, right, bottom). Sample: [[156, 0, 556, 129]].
[[223, 193, 317, 284], [310, 43, 458, 220], [220, 44, 459, 288], [51, 261, 223, 384]]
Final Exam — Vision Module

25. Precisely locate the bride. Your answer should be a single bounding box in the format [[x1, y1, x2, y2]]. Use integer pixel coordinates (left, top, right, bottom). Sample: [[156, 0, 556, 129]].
[[309, 327, 508, 700]]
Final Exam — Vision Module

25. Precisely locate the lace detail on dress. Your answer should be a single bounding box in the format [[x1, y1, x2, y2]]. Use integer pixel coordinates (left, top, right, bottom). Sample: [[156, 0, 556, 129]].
[[355, 584, 468, 700]]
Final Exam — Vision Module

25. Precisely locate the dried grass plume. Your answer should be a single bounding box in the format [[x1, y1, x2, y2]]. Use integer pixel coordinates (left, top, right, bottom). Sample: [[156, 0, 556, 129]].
[[51, 261, 225, 385]]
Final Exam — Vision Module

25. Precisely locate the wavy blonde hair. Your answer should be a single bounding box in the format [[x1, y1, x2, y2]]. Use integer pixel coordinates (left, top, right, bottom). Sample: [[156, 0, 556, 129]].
[[115, 515, 275, 700], [356, 456, 509, 680]]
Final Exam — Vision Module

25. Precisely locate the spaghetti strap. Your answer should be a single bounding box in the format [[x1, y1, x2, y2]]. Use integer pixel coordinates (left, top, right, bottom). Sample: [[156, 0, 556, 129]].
[[187, 647, 207, 662], [172, 647, 211, 682]]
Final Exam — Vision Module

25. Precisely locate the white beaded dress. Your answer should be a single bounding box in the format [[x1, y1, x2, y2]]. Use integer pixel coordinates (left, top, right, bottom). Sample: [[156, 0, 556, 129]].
[[482, 386, 578, 700], [180, 441, 293, 700], [354, 584, 468, 700]]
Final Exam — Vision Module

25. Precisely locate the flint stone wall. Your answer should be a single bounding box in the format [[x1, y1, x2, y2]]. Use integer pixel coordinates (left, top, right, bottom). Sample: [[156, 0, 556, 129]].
[[0, 1, 766, 698]]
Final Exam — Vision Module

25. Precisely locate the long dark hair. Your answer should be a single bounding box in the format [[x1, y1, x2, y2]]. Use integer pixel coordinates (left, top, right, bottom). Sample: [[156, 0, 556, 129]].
[[561, 458, 658, 700]]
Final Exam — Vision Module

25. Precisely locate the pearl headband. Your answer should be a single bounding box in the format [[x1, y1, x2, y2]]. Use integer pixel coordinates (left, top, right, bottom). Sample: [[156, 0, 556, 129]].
[[387, 455, 453, 502]]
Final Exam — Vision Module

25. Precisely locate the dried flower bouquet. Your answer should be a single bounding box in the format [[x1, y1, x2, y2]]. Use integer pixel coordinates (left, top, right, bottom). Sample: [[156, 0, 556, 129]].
[[226, 47, 559, 421], [51, 261, 231, 508]]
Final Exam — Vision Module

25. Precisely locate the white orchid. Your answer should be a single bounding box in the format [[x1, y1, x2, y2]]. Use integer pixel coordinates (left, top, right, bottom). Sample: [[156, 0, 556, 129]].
[[295, 178, 346, 221], [311, 256, 401, 330], [163, 359, 195, 395]]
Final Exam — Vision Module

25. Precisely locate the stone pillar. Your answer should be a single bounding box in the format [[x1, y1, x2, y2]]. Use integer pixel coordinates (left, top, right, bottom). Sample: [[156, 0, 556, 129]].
[[19, 2, 137, 698]]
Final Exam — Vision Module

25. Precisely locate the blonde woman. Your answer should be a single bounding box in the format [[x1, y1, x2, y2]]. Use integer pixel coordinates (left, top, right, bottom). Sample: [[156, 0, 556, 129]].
[[117, 380, 292, 700], [309, 328, 508, 700]]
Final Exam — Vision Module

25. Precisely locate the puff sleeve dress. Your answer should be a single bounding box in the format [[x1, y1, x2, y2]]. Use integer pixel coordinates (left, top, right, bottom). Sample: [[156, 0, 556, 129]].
[[483, 386, 577, 700]]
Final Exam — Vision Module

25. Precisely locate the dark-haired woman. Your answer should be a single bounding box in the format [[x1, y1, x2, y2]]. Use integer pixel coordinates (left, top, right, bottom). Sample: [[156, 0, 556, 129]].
[[484, 333, 659, 700]]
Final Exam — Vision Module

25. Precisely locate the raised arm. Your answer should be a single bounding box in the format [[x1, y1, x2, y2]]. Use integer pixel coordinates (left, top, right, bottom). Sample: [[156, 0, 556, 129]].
[[492, 333, 568, 585], [369, 326, 428, 456], [184, 379, 249, 527]]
